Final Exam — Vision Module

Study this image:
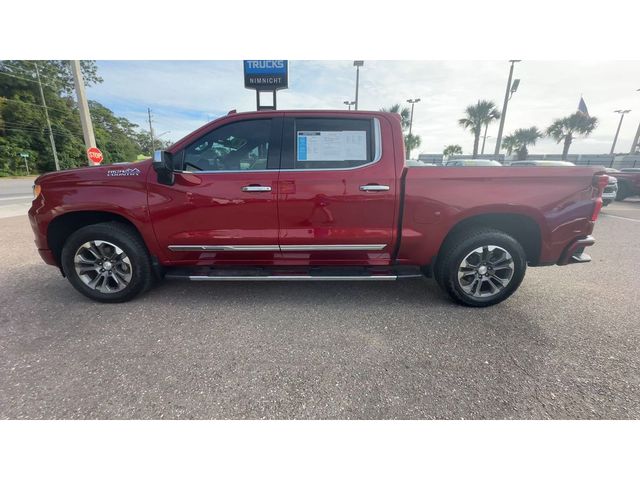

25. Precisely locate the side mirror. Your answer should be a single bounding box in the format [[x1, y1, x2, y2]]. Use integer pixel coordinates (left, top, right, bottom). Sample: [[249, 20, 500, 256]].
[[152, 150, 174, 186]]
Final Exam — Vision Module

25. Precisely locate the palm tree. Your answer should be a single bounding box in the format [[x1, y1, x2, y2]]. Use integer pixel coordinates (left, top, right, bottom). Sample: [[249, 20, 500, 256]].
[[405, 133, 422, 159], [458, 100, 501, 158], [443, 144, 463, 158], [546, 112, 598, 160], [380, 104, 411, 131], [503, 127, 543, 160], [381, 104, 422, 159], [501, 135, 518, 156]]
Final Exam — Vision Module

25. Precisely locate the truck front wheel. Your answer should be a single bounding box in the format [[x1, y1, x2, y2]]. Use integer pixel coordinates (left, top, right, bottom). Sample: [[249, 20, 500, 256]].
[[60, 222, 153, 303], [435, 228, 527, 307]]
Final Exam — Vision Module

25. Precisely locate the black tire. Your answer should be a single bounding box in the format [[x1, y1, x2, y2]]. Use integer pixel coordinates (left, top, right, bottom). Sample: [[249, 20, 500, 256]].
[[61, 222, 153, 303], [435, 228, 527, 307], [602, 199, 612, 207], [616, 182, 629, 201]]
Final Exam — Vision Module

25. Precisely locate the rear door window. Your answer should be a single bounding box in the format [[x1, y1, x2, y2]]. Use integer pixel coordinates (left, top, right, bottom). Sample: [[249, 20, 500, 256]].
[[288, 118, 374, 170]]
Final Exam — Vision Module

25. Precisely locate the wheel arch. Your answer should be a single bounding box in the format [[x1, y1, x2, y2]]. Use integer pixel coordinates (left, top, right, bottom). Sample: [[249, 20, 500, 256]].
[[438, 212, 543, 266], [47, 211, 145, 265]]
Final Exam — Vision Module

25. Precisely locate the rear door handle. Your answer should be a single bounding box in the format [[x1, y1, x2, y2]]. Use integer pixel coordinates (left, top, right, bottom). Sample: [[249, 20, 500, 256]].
[[242, 185, 272, 192], [360, 184, 390, 192]]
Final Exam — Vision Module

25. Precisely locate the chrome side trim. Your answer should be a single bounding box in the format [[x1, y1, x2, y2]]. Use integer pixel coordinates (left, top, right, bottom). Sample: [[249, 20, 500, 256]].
[[279, 244, 387, 252], [373, 117, 382, 162], [168, 244, 387, 252], [186, 275, 397, 282], [168, 245, 280, 252]]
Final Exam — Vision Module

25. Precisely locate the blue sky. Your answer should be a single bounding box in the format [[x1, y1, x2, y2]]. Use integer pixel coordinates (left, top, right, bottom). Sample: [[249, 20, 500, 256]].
[[87, 60, 640, 155]]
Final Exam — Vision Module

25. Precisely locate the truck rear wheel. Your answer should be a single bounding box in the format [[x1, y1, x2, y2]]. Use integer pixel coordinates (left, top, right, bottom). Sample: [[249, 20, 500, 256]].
[[435, 228, 527, 307], [60, 222, 152, 303]]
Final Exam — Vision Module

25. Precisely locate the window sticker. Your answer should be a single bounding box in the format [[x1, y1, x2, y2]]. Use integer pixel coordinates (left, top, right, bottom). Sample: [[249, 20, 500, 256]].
[[297, 131, 367, 161]]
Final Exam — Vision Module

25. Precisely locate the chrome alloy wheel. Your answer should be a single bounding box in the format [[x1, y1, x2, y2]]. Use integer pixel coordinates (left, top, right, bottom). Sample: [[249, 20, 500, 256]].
[[74, 240, 133, 293], [457, 245, 515, 298]]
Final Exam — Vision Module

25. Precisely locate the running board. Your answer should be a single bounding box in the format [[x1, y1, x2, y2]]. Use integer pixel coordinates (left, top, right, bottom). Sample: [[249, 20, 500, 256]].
[[165, 266, 423, 282]]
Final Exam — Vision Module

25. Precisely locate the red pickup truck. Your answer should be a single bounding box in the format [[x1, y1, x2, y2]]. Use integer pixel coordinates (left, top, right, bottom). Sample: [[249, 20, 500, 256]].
[[28, 110, 608, 307]]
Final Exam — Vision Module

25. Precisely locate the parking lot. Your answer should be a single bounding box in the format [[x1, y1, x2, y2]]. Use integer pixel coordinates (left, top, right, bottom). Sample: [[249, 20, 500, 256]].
[[0, 194, 639, 419]]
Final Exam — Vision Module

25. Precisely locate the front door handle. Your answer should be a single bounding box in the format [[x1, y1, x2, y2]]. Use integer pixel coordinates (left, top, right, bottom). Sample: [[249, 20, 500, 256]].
[[360, 184, 390, 192], [242, 185, 272, 192]]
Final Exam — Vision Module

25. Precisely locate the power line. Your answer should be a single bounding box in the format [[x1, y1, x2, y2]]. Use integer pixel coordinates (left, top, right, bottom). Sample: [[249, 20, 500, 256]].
[[0, 69, 61, 89], [1, 119, 79, 135], [0, 125, 79, 139], [1, 61, 68, 87], [0, 96, 74, 115]]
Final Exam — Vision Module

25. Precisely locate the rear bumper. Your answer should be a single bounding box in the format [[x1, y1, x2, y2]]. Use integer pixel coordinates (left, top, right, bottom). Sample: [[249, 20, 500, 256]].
[[557, 235, 595, 265]]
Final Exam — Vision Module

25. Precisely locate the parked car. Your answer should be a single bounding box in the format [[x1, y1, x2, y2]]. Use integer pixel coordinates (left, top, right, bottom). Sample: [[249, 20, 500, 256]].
[[28, 110, 608, 307], [605, 168, 640, 200], [601, 173, 618, 206], [443, 159, 502, 167], [509, 160, 576, 167]]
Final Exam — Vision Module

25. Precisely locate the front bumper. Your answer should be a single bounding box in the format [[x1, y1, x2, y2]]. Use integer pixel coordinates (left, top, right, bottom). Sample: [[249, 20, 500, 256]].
[[557, 235, 595, 265]]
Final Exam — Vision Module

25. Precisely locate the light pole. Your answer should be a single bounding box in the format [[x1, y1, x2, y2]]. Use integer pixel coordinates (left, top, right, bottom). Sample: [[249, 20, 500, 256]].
[[494, 60, 521, 155], [406, 98, 421, 136], [611, 110, 631, 155], [406, 98, 421, 160], [481, 135, 492, 155], [353, 61, 364, 111], [631, 89, 640, 154], [343, 100, 355, 110]]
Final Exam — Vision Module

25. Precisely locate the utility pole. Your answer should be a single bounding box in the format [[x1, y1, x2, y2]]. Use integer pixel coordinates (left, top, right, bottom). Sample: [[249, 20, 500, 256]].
[[34, 62, 60, 171], [70, 60, 97, 165], [353, 61, 364, 111], [494, 60, 521, 155], [147, 108, 156, 152], [611, 110, 630, 155]]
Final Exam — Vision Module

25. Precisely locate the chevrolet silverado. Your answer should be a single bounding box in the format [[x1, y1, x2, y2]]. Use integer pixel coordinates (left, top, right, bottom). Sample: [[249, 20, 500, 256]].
[[28, 110, 608, 307]]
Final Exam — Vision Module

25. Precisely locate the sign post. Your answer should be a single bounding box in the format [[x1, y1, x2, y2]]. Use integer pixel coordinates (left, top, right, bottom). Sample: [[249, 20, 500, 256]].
[[19, 152, 29, 175], [243, 60, 288, 110], [87, 147, 104, 166]]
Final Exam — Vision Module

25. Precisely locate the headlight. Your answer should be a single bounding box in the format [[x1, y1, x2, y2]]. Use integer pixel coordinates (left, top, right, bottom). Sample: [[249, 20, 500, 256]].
[[33, 184, 41, 199]]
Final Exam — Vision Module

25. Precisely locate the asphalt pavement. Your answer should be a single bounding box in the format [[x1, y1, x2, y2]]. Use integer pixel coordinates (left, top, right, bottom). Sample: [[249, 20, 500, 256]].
[[0, 200, 639, 419], [0, 177, 35, 219]]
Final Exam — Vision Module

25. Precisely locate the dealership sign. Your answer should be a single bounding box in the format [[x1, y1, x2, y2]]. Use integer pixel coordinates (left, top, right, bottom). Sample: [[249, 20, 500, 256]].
[[244, 60, 288, 90]]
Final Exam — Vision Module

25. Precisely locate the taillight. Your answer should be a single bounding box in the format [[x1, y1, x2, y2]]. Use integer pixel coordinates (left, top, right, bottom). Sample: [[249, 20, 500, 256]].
[[591, 174, 609, 221]]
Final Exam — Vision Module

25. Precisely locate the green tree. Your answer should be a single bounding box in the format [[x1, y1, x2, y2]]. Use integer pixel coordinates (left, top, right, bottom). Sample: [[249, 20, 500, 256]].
[[546, 112, 598, 160], [501, 135, 518, 156], [381, 104, 423, 159], [503, 127, 543, 160], [443, 144, 463, 157], [0, 60, 103, 173], [458, 100, 501, 158], [134, 130, 172, 157], [0, 60, 151, 174], [381, 104, 411, 130]]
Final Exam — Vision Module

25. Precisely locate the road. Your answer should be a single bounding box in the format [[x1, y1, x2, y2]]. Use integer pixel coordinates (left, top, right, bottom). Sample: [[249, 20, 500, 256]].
[[0, 200, 639, 419], [0, 178, 35, 219]]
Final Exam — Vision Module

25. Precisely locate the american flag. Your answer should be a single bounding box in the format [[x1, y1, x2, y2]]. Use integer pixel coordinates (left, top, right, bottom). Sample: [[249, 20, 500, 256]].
[[578, 97, 589, 116]]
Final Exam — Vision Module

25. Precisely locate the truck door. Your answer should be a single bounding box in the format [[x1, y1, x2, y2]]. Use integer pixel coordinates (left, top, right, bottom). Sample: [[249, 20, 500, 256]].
[[276, 114, 398, 265], [147, 115, 283, 265]]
